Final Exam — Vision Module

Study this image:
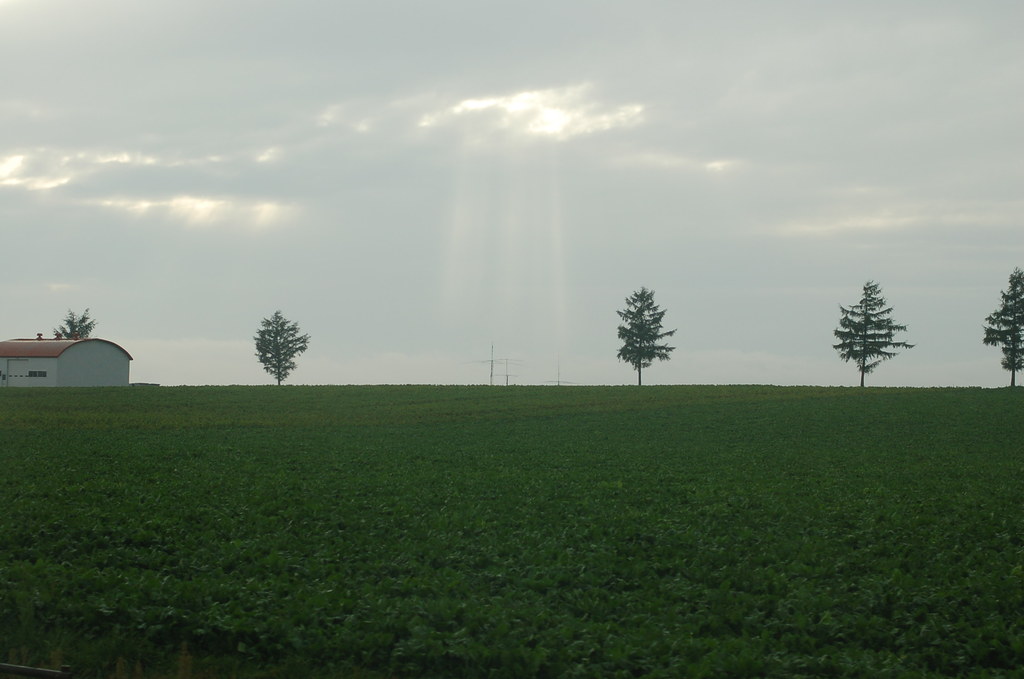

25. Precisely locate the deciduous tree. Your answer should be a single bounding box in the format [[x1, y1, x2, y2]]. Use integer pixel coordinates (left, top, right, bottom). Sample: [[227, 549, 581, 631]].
[[617, 287, 676, 386], [254, 310, 310, 385], [55, 308, 97, 339], [833, 281, 914, 387], [983, 267, 1024, 387]]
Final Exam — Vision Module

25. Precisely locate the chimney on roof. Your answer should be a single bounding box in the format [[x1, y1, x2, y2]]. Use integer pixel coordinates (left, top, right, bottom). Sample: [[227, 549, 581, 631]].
[[36, 333, 43, 340], [54, 332, 63, 340]]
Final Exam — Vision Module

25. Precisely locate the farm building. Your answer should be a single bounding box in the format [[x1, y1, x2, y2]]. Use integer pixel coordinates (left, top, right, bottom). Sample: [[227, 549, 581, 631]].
[[0, 335, 132, 387]]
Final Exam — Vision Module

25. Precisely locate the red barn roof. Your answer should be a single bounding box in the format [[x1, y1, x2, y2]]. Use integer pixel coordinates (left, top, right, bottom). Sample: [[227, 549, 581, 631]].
[[0, 338, 133, 360]]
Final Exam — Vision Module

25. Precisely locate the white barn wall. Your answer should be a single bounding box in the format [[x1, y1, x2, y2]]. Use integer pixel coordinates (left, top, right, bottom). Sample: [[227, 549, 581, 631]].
[[58, 342, 131, 386]]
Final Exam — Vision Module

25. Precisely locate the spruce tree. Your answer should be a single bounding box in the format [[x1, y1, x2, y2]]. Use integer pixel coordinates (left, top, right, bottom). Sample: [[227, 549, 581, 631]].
[[983, 267, 1024, 387], [617, 287, 676, 386], [55, 308, 97, 339], [254, 310, 311, 385], [833, 281, 914, 387]]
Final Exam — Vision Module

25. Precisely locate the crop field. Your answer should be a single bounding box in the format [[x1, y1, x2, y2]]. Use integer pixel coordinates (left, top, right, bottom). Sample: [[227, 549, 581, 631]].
[[1, 385, 1023, 678]]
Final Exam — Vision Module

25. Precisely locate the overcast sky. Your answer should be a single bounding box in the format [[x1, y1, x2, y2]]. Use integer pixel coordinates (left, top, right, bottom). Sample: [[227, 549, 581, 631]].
[[2, 1, 1021, 387]]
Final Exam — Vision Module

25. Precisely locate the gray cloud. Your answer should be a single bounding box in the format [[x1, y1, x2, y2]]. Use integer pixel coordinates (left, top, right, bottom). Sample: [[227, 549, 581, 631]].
[[1, 0, 1021, 385]]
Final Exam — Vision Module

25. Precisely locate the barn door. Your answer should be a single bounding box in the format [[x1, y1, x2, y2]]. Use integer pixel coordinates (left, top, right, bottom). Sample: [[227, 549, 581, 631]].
[[4, 359, 30, 386]]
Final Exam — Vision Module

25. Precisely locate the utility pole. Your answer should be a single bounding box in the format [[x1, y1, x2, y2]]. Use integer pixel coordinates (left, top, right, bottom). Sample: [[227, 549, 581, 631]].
[[545, 354, 578, 386], [501, 358, 520, 386], [469, 344, 518, 385]]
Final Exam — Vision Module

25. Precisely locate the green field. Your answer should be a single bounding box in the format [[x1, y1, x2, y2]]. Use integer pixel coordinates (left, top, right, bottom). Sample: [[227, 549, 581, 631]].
[[2, 386, 1023, 678]]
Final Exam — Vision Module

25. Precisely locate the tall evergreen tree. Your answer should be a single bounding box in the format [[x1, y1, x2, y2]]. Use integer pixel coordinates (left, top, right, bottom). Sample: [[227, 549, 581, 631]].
[[55, 308, 97, 339], [983, 267, 1024, 387], [833, 281, 914, 387], [617, 287, 676, 386], [254, 310, 311, 385]]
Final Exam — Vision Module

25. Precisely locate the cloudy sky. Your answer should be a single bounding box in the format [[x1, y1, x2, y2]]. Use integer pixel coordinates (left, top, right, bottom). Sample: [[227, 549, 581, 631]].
[[2, 1, 1021, 387]]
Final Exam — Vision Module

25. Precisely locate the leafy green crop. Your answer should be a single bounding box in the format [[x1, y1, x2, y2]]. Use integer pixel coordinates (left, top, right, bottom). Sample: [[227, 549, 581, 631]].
[[1, 386, 1022, 677]]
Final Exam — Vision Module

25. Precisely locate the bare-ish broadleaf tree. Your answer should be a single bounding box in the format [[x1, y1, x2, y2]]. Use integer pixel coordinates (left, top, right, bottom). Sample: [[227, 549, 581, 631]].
[[833, 281, 914, 387], [983, 267, 1024, 387], [617, 287, 676, 386], [254, 310, 311, 385]]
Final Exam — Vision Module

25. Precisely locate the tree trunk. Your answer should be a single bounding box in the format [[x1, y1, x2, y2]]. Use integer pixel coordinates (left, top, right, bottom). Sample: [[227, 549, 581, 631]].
[[859, 368, 865, 387], [1012, 370, 1017, 388], [637, 365, 643, 386]]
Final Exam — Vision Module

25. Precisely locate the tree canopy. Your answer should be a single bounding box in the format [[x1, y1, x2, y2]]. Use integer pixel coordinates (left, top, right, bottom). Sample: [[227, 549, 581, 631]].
[[833, 281, 914, 387], [983, 267, 1024, 387], [55, 308, 97, 339], [616, 287, 676, 386], [254, 311, 311, 385]]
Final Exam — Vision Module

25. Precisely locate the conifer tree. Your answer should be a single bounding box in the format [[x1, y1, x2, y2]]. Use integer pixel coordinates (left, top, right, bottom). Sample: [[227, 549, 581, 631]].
[[54, 308, 97, 339], [617, 287, 676, 386], [833, 281, 914, 387], [254, 310, 310, 385], [983, 267, 1024, 387]]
